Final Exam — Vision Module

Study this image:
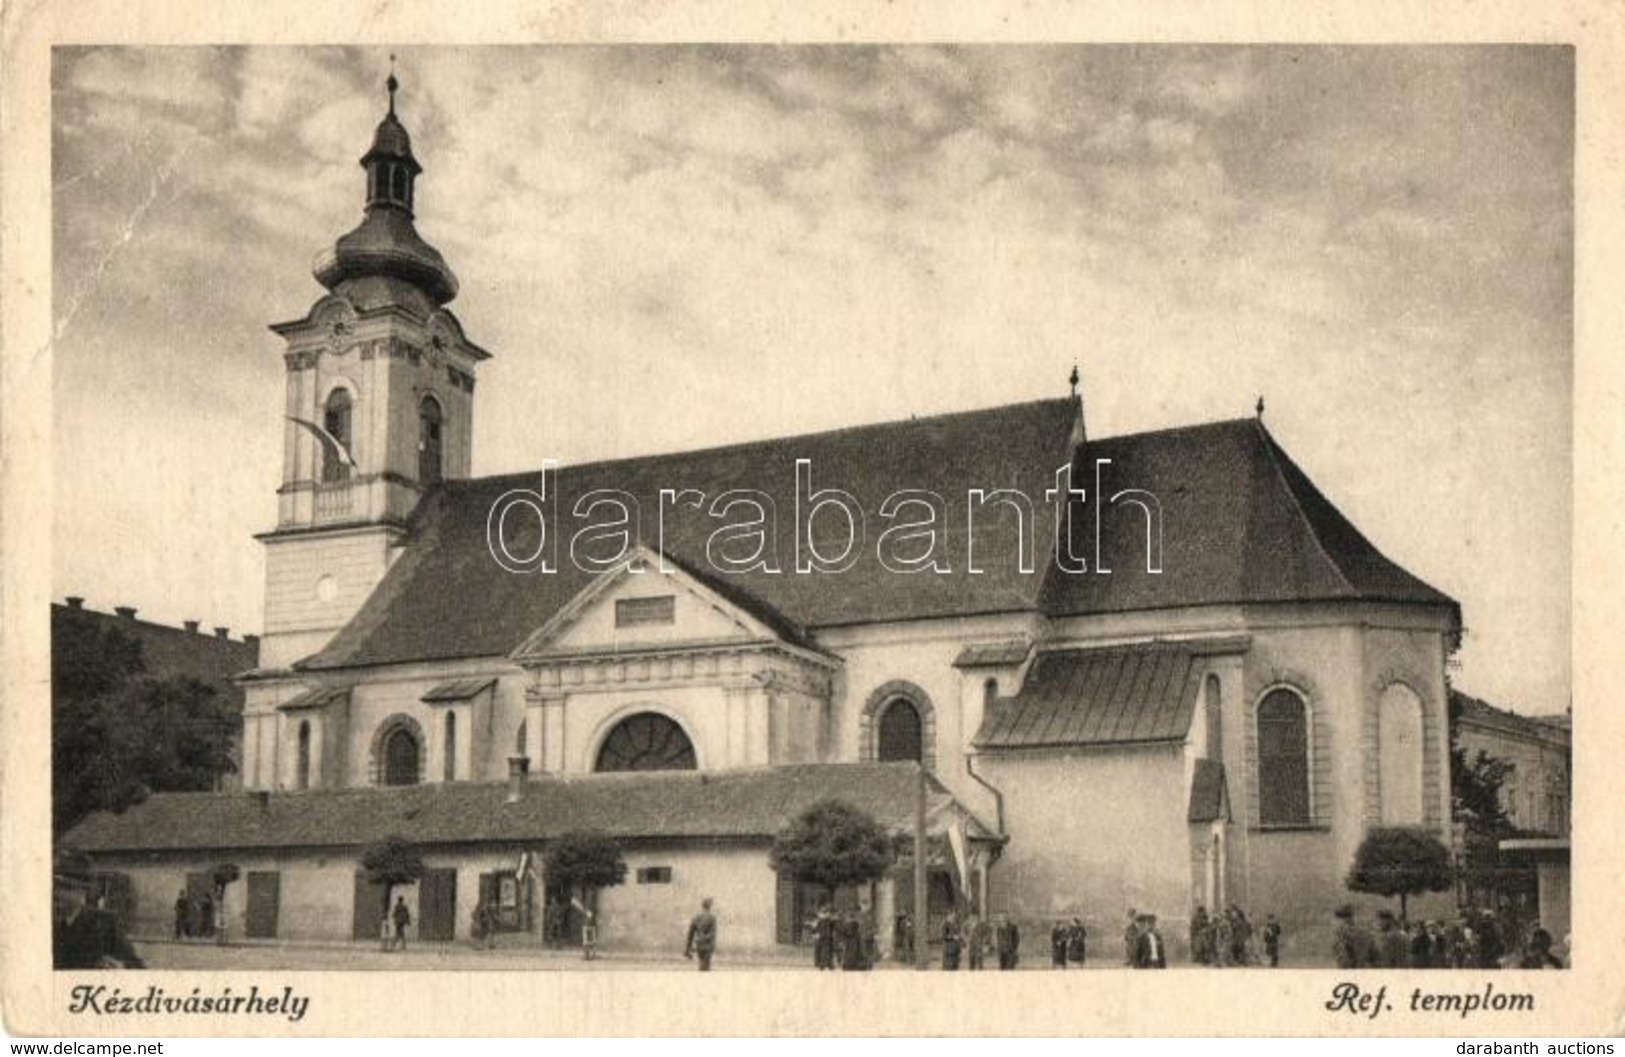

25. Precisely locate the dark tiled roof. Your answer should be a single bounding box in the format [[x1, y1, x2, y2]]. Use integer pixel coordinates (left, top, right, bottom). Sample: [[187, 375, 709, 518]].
[[301, 399, 1080, 670], [278, 686, 350, 712], [51, 604, 259, 713], [1451, 690, 1571, 748], [953, 640, 1033, 668], [1188, 759, 1230, 823], [62, 762, 993, 854], [1041, 419, 1459, 618], [975, 644, 1204, 749], [420, 678, 495, 703], [300, 406, 1456, 673]]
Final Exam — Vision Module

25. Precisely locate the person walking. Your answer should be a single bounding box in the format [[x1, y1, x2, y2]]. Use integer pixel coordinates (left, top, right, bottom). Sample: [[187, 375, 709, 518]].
[[685, 897, 718, 971], [391, 896, 412, 951], [173, 889, 190, 941], [1051, 920, 1069, 969]]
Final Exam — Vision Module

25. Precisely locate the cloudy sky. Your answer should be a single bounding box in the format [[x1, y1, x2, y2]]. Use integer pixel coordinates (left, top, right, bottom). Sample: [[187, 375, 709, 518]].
[[51, 46, 1571, 714]]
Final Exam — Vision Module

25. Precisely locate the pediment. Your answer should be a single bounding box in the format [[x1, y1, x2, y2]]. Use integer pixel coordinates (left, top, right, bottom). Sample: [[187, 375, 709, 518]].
[[510, 545, 793, 662]]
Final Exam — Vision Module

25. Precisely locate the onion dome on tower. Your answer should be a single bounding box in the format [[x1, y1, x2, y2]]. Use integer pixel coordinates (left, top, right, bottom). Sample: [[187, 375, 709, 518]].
[[313, 68, 459, 313]]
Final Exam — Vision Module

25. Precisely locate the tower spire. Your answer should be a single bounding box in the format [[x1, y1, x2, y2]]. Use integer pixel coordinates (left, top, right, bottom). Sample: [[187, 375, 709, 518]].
[[387, 54, 398, 116]]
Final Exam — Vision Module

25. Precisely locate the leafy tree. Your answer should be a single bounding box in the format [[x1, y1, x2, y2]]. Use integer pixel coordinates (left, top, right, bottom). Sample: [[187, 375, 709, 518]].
[[770, 799, 895, 899], [546, 831, 627, 914], [361, 835, 425, 916], [208, 863, 241, 943], [53, 673, 238, 834], [1346, 826, 1454, 924]]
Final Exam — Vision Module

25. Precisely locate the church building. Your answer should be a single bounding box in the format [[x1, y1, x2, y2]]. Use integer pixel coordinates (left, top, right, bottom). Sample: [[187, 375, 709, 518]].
[[65, 77, 1462, 961]]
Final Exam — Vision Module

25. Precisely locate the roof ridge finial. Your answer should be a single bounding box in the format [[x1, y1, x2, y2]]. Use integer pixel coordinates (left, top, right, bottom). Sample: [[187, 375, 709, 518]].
[[1256, 394, 1265, 418], [387, 53, 399, 116], [1069, 363, 1080, 398]]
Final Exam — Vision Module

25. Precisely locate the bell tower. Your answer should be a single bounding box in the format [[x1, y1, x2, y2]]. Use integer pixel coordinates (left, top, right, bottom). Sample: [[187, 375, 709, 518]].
[[256, 69, 491, 671]]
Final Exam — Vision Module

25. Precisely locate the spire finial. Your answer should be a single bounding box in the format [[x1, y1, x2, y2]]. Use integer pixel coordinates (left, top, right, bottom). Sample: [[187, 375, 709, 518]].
[[1069, 363, 1080, 398], [1256, 395, 1266, 418], [386, 54, 399, 116]]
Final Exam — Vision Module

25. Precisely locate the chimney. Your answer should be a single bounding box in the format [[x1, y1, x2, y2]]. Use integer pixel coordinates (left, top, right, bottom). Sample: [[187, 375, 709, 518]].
[[184, 620, 200, 635], [65, 596, 84, 610], [507, 756, 531, 804], [244, 634, 260, 650], [214, 627, 230, 640], [115, 606, 137, 620]]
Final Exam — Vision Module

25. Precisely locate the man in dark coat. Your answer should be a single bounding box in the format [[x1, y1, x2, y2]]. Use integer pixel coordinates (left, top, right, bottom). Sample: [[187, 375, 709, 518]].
[[685, 897, 718, 971], [1066, 918, 1086, 965], [1262, 914, 1282, 967], [1051, 920, 1069, 968], [1477, 911, 1505, 968], [1131, 914, 1167, 968], [1190, 906, 1211, 965], [941, 914, 963, 971], [174, 889, 191, 940], [996, 916, 1019, 970], [967, 915, 991, 970], [839, 910, 868, 971], [391, 896, 412, 951]]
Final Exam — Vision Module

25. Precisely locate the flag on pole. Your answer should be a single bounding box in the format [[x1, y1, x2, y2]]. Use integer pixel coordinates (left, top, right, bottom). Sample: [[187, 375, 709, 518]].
[[287, 415, 356, 469]]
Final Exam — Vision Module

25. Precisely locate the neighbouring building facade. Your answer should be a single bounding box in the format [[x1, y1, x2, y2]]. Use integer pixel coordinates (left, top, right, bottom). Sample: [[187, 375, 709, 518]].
[[65, 78, 1463, 962]]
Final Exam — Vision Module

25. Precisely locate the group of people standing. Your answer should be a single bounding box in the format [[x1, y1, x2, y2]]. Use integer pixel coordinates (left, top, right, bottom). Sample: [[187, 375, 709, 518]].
[[1333, 904, 1565, 969], [810, 903, 882, 970], [939, 913, 1021, 970], [1048, 917, 1088, 967], [1188, 904, 1281, 967], [171, 887, 216, 941]]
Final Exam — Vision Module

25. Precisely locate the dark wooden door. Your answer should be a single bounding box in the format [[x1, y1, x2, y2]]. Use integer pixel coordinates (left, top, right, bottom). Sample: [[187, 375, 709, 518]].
[[353, 872, 387, 941], [419, 868, 457, 942], [245, 872, 280, 939]]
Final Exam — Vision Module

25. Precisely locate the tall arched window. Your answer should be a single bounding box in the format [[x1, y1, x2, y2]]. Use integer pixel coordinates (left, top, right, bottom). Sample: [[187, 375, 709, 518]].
[[515, 719, 528, 756], [1257, 688, 1311, 827], [443, 712, 457, 782], [419, 395, 443, 484], [296, 720, 311, 791], [595, 712, 696, 772], [322, 388, 353, 482], [383, 726, 421, 786], [1204, 674, 1223, 760], [1378, 683, 1425, 824], [877, 698, 923, 762]]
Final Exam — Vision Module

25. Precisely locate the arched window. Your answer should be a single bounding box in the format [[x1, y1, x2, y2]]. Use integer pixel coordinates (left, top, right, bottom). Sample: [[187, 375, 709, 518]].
[[418, 395, 443, 484], [1257, 688, 1311, 827], [296, 720, 311, 791], [1204, 674, 1223, 760], [383, 726, 421, 786], [595, 712, 696, 772], [443, 712, 457, 782], [322, 388, 353, 482], [515, 719, 527, 756], [877, 698, 923, 762], [1378, 683, 1425, 825]]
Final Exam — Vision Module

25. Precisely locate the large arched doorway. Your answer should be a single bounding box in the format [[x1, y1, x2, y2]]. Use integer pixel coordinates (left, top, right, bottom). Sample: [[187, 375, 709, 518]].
[[877, 697, 924, 762], [594, 712, 697, 772]]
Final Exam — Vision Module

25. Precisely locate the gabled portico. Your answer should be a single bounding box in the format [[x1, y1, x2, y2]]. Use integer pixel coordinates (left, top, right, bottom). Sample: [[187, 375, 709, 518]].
[[509, 545, 840, 775]]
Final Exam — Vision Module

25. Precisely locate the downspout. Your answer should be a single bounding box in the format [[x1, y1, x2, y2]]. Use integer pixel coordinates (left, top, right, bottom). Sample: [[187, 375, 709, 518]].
[[964, 751, 1005, 839]]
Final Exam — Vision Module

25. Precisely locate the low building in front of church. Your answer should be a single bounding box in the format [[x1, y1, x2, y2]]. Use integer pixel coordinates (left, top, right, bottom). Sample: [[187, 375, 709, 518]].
[[64, 78, 1461, 963]]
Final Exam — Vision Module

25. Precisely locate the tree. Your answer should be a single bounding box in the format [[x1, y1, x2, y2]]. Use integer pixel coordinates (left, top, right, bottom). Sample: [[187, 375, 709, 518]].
[[52, 615, 237, 834], [546, 831, 627, 915], [361, 835, 425, 918], [1346, 826, 1454, 924], [769, 799, 896, 900]]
